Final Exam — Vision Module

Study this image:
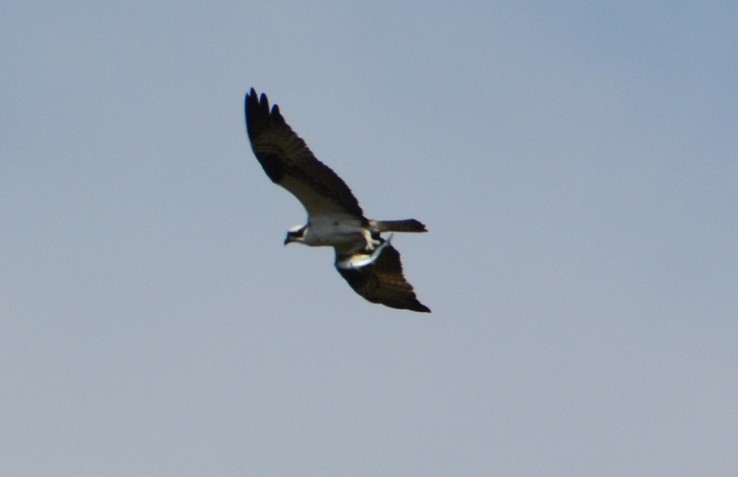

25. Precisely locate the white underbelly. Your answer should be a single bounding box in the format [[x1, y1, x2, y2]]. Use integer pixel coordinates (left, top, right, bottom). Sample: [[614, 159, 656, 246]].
[[304, 219, 365, 247]]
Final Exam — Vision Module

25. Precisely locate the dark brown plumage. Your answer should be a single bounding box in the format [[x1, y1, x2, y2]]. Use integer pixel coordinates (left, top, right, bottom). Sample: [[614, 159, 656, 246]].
[[245, 88, 430, 312], [246, 89, 365, 219], [335, 241, 430, 313]]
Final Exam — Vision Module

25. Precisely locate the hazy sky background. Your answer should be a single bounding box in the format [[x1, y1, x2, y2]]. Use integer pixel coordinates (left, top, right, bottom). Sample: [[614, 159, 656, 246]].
[[2, 2, 737, 475]]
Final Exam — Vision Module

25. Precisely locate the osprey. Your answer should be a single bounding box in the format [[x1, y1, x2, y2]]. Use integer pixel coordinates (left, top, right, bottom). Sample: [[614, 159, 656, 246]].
[[245, 89, 430, 313]]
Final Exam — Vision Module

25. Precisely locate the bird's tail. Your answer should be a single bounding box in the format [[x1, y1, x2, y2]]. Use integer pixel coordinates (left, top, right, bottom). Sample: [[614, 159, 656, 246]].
[[370, 219, 427, 233]]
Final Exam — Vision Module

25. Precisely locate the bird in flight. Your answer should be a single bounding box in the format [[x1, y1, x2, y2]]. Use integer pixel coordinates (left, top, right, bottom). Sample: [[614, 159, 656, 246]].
[[244, 89, 430, 312]]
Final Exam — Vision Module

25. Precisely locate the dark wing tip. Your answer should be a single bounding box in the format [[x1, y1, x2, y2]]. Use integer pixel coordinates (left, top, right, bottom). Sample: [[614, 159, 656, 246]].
[[246, 89, 276, 139], [389, 296, 431, 313], [245, 89, 286, 133], [271, 104, 285, 125], [245, 88, 261, 112]]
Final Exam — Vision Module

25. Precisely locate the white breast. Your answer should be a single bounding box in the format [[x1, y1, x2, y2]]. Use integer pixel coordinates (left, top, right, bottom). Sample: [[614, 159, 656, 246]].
[[304, 214, 365, 247]]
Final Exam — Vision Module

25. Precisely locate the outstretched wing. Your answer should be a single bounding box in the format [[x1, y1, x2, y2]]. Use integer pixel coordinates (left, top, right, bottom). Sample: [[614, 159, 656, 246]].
[[245, 89, 365, 220], [335, 242, 430, 313]]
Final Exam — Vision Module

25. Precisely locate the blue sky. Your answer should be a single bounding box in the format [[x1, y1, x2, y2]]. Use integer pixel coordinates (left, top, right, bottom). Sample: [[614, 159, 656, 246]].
[[2, 2, 737, 475]]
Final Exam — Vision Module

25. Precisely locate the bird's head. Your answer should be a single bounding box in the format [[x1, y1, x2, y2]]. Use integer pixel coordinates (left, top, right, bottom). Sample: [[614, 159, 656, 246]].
[[284, 224, 307, 245]]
